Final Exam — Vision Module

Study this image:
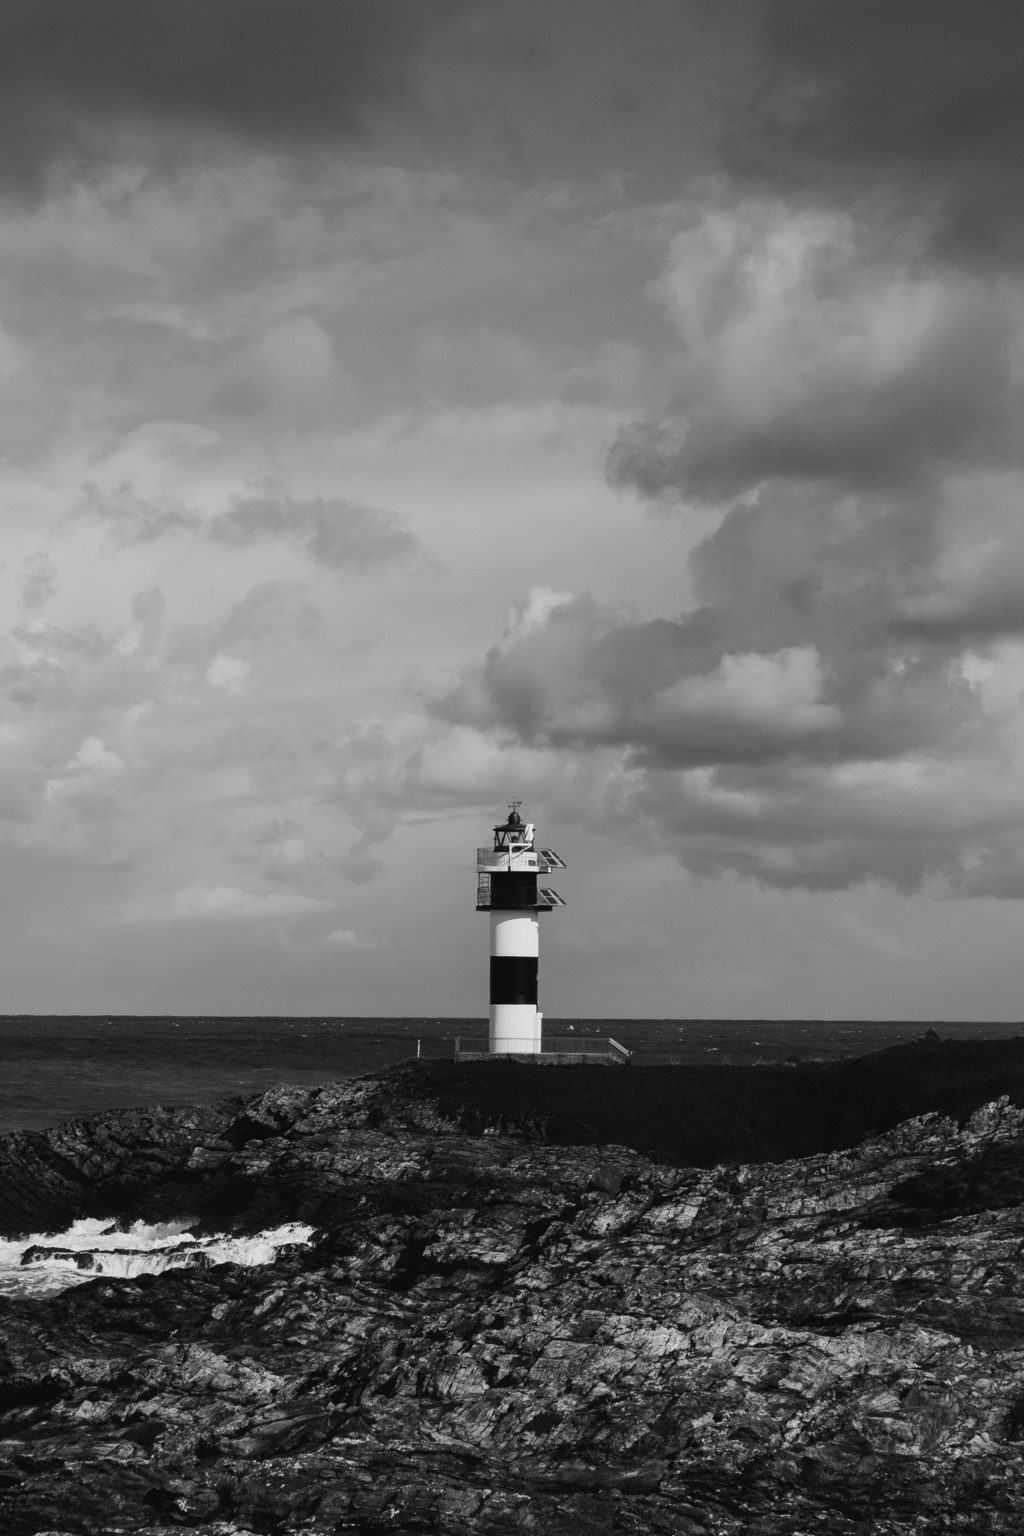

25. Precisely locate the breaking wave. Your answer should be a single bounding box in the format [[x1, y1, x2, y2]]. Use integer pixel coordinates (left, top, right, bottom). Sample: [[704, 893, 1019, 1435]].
[[0, 1217, 313, 1297]]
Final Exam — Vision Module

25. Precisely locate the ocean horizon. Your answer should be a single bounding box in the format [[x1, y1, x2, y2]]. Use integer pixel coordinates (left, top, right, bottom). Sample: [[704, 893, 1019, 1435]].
[[2, 1014, 1022, 1135]]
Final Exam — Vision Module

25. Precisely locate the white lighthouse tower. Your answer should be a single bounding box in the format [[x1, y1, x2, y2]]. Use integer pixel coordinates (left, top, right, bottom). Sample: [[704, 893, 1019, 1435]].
[[476, 801, 566, 1054]]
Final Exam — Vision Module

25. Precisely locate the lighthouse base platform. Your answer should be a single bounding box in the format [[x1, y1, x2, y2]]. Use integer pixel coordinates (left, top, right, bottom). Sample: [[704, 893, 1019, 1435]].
[[454, 1035, 630, 1066]]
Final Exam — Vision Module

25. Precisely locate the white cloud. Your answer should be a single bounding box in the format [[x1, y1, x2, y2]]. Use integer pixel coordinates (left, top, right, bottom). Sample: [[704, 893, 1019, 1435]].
[[67, 736, 124, 774], [322, 927, 373, 949], [205, 653, 250, 693], [508, 585, 575, 636], [643, 647, 841, 739]]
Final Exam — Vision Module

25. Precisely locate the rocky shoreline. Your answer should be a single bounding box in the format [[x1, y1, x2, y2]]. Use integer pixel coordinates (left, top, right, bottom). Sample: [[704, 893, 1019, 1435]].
[[4, 1042, 1024, 1533]]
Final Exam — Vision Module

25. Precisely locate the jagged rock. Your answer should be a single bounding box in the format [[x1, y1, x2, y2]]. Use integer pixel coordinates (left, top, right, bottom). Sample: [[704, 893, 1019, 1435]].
[[4, 1049, 1024, 1531]]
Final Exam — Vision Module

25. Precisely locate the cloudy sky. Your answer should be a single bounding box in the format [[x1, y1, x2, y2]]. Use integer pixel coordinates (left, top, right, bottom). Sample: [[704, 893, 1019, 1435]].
[[6, 1, 1024, 1019]]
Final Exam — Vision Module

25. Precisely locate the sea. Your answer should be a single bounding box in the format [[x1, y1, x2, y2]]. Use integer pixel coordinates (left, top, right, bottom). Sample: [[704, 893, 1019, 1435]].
[[3, 1013, 1024, 1136], [1, 1014, 1022, 1298]]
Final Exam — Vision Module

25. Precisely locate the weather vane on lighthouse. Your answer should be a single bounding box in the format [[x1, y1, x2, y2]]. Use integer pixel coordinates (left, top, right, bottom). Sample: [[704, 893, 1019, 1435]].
[[476, 800, 566, 1054]]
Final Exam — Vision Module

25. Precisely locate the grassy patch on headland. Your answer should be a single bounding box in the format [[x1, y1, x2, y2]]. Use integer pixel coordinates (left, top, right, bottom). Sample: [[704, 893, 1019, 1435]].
[[385, 1035, 1024, 1165]]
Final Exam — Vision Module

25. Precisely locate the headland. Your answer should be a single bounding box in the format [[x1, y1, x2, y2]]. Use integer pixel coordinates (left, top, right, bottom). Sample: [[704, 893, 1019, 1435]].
[[3, 1036, 1024, 1532]]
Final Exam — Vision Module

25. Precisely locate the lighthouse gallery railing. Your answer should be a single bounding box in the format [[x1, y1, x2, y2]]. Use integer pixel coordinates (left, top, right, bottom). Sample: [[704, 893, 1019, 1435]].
[[454, 1035, 631, 1063], [476, 848, 565, 872]]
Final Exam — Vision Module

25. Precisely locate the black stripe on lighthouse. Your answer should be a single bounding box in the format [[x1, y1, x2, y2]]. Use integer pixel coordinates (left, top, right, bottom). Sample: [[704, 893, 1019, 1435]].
[[489, 870, 538, 909], [490, 954, 538, 1005]]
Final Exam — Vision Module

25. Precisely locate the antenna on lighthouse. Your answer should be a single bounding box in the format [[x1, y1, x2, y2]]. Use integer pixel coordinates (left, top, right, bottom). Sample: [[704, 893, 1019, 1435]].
[[475, 801, 566, 1055]]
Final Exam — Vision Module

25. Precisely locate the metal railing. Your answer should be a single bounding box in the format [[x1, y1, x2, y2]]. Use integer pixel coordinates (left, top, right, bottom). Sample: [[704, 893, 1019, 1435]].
[[454, 1035, 631, 1062], [476, 848, 538, 871], [476, 848, 566, 873]]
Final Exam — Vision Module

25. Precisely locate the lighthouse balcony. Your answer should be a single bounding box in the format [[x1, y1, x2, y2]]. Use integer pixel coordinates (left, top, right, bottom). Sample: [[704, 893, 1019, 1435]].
[[476, 874, 565, 910], [476, 847, 566, 873], [477, 847, 536, 872]]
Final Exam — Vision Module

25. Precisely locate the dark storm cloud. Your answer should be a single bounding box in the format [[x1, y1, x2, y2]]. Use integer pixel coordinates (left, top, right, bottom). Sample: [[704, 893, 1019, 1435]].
[[892, 573, 1024, 646], [432, 486, 971, 773], [630, 762, 982, 898], [606, 196, 1024, 507], [895, 602, 1024, 646], [735, 0, 1024, 265], [0, 0, 752, 198], [429, 477, 1024, 897], [608, 310, 1015, 501], [608, 291, 1020, 501], [0, 0, 457, 192]]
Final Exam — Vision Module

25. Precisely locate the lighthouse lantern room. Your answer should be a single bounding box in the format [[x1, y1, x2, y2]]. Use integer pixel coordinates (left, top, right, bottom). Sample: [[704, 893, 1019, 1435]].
[[476, 801, 566, 1054]]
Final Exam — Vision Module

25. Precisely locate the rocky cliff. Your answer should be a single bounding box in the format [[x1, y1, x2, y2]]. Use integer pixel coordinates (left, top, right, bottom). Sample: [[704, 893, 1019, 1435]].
[[4, 1045, 1024, 1533]]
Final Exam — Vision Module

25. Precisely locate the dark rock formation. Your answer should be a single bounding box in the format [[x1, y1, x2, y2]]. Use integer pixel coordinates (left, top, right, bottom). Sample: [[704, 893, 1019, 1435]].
[[4, 1044, 1024, 1532]]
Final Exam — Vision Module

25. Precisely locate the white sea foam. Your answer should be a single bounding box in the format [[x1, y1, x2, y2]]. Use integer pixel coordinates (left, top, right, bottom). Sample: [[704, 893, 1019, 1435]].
[[0, 1217, 314, 1297]]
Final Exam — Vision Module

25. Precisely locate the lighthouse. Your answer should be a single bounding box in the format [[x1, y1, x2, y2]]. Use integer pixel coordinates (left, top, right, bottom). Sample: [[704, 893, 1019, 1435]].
[[476, 801, 566, 1054]]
